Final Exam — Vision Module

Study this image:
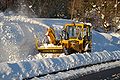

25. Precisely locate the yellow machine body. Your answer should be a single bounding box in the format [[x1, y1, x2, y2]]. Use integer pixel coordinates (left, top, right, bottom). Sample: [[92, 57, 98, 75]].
[[35, 22, 92, 55]]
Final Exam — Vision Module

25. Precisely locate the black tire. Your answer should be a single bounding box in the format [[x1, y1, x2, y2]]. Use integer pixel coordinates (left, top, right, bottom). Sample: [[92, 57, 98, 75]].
[[64, 47, 71, 55]]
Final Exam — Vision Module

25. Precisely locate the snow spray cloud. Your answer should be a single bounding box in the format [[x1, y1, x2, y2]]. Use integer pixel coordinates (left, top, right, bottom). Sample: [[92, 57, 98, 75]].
[[0, 22, 24, 62], [0, 15, 49, 63], [4, 15, 49, 39], [4, 16, 49, 28]]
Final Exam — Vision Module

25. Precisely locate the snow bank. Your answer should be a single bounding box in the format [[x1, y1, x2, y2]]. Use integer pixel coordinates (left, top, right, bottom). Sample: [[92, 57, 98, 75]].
[[92, 30, 120, 52], [0, 51, 120, 80], [33, 61, 120, 80], [110, 32, 120, 38]]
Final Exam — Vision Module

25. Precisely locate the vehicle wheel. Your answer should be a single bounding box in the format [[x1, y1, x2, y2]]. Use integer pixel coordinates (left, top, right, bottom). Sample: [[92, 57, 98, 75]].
[[64, 47, 71, 55]]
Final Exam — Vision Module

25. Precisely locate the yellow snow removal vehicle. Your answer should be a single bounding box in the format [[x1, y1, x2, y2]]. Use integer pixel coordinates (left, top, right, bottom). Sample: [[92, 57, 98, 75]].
[[35, 22, 92, 56]]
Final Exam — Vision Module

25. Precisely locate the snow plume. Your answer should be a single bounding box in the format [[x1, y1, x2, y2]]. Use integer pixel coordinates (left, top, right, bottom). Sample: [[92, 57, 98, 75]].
[[0, 40, 20, 62], [4, 16, 49, 29], [0, 16, 49, 63], [15, 0, 37, 17], [0, 22, 24, 62]]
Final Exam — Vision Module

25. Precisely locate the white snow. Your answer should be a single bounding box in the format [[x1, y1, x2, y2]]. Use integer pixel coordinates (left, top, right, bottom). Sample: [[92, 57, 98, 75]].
[[92, 30, 120, 52], [0, 12, 4, 17], [32, 61, 120, 80], [118, 25, 120, 29], [100, 33, 112, 41], [0, 51, 120, 80], [110, 32, 120, 38], [4, 16, 50, 28], [0, 15, 120, 79]]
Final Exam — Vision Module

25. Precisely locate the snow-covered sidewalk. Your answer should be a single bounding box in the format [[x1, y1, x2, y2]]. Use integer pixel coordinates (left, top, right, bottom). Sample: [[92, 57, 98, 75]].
[[0, 51, 120, 80]]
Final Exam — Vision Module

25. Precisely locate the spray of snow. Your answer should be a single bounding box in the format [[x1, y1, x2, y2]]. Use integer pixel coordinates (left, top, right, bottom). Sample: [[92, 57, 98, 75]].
[[0, 21, 25, 62], [0, 15, 51, 62], [4, 16, 49, 29]]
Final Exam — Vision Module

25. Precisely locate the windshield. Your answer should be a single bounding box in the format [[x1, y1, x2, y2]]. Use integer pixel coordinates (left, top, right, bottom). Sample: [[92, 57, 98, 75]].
[[66, 26, 82, 39], [62, 25, 91, 40]]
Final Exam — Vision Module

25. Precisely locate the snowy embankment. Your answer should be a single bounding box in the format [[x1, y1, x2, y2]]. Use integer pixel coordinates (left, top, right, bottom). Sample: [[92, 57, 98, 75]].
[[33, 61, 120, 80], [0, 51, 120, 80], [92, 30, 120, 52]]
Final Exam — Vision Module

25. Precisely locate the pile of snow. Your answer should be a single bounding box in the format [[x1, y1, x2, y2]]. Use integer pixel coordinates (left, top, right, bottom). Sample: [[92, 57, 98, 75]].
[[110, 32, 120, 38], [92, 30, 120, 52], [33, 61, 120, 80], [0, 51, 120, 80]]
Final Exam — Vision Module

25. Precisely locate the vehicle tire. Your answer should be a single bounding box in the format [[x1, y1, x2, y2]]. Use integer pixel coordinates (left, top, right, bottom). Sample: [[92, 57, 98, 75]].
[[64, 47, 71, 55]]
